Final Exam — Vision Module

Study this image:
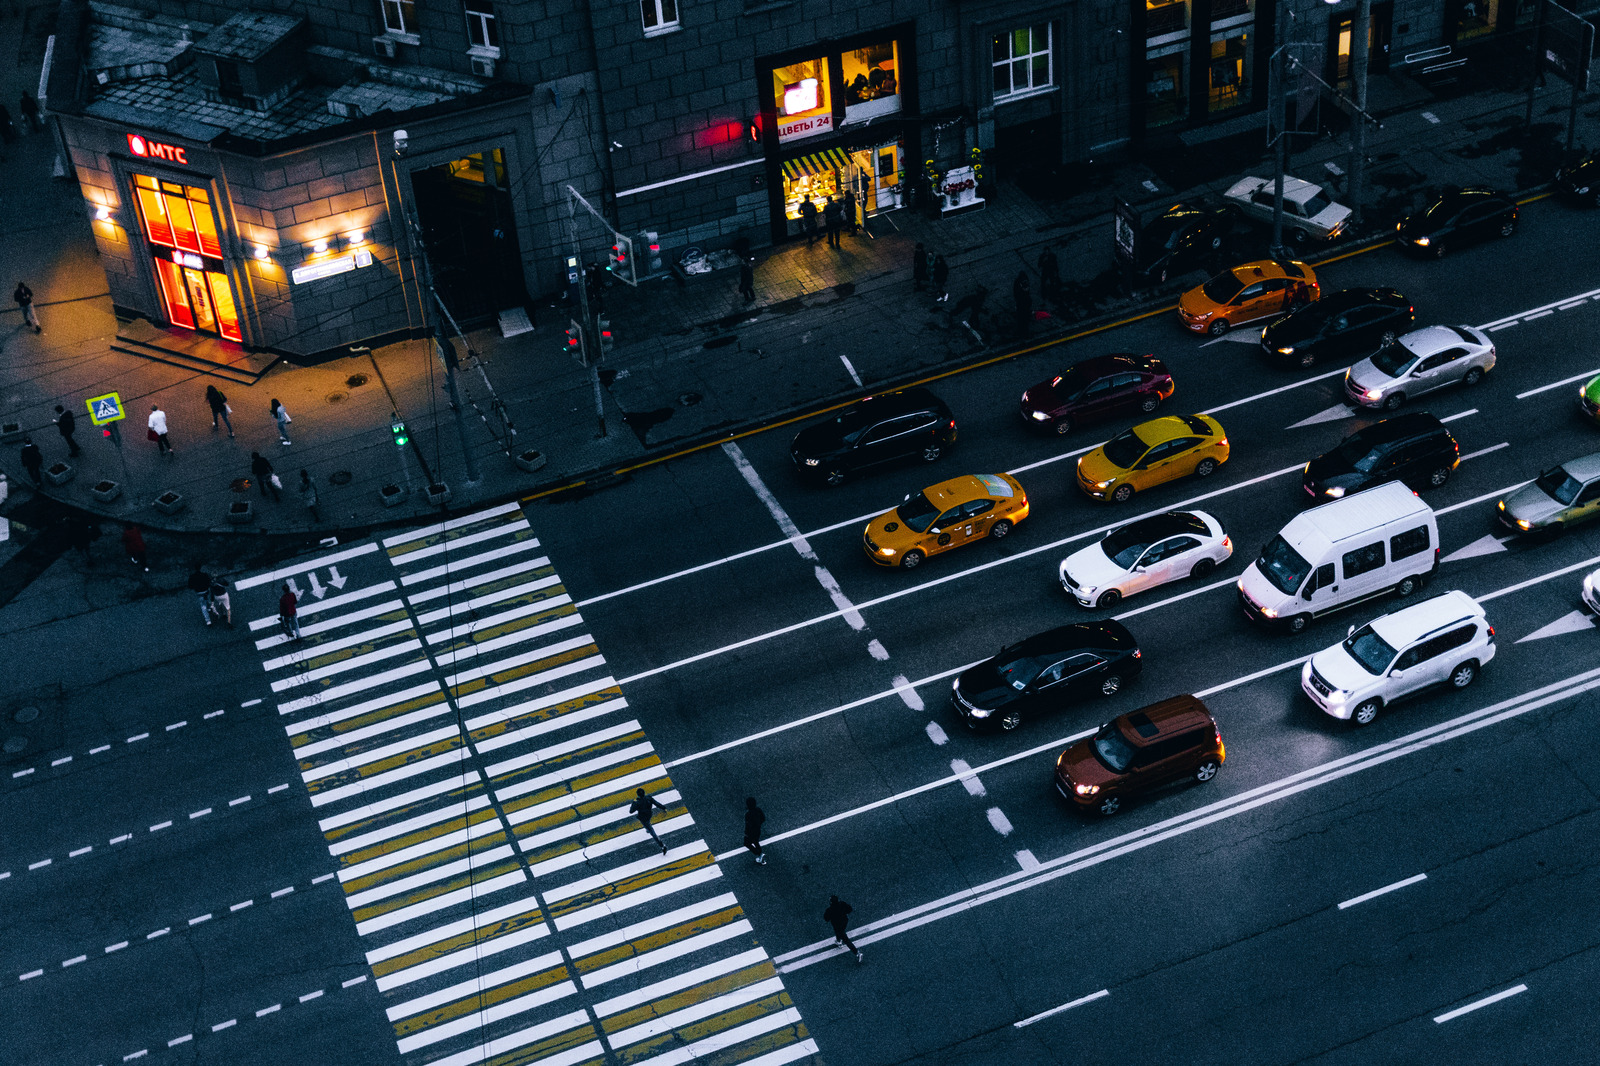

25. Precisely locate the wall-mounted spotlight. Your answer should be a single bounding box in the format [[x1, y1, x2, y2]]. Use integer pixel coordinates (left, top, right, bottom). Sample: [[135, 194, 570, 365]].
[[254, 243, 270, 260], [348, 231, 366, 245], [312, 237, 329, 254], [94, 205, 114, 222]]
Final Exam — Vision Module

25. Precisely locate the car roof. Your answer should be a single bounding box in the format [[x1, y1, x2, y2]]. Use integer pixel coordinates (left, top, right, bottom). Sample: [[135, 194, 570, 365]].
[[1229, 258, 1310, 281], [1396, 324, 1480, 356], [1561, 450, 1600, 482], [1012, 622, 1136, 657], [855, 387, 945, 417], [1115, 695, 1215, 745], [1110, 510, 1211, 542], [1066, 353, 1154, 378], [920, 473, 1014, 504], [1130, 414, 1220, 444], [1315, 287, 1408, 312], [1345, 413, 1446, 447], [1368, 590, 1487, 647]]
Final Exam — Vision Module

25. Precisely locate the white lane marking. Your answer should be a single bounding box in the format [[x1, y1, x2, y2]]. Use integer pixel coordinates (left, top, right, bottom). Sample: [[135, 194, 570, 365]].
[[1421, 110, 1440, 123], [866, 639, 890, 661], [188, 914, 212, 925], [51, 757, 71, 766], [606, 977, 785, 1051], [211, 1019, 237, 1032], [1558, 299, 1589, 310], [1486, 322, 1518, 332], [594, 948, 768, 1018], [1007, 441, 1100, 476], [951, 759, 987, 797], [342, 974, 368, 987], [256, 1003, 281, 1017], [813, 565, 866, 630], [229, 900, 253, 912], [1517, 367, 1600, 399], [1202, 367, 1352, 418], [1440, 408, 1478, 422], [204, 710, 225, 719], [28, 859, 50, 870], [69, 847, 91, 858], [1442, 533, 1510, 563], [382, 499, 525, 548], [1524, 309, 1554, 321], [312, 872, 337, 884], [1339, 872, 1427, 910], [62, 955, 86, 967], [840, 355, 862, 386], [1458, 442, 1509, 461], [271, 886, 295, 898], [229, 796, 251, 806], [1014, 989, 1110, 1028], [1200, 330, 1262, 347], [1478, 284, 1600, 329], [268, 783, 289, 794], [619, 461, 1308, 687], [241, 698, 262, 707], [1288, 402, 1353, 429], [401, 537, 546, 588], [1518, 610, 1598, 642], [127, 733, 148, 743], [1437, 480, 1531, 516], [234, 542, 380, 590], [1114, 573, 1238, 621], [777, 665, 1600, 970], [105, 941, 128, 953], [19, 970, 42, 981], [1434, 984, 1528, 1023], [925, 722, 949, 746], [299, 989, 324, 1003], [90, 745, 110, 753], [189, 808, 212, 819], [146, 928, 168, 939], [1480, 553, 1600, 603], [122, 1049, 148, 1060], [165, 720, 186, 731], [12, 768, 33, 778], [167, 1035, 192, 1047], [892, 675, 924, 711], [986, 808, 1013, 836], [1015, 850, 1040, 872]]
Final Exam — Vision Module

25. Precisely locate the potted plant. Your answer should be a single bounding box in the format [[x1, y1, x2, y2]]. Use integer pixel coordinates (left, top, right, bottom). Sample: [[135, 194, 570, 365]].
[[91, 480, 121, 503], [154, 490, 185, 515], [227, 500, 252, 524], [379, 484, 407, 507]]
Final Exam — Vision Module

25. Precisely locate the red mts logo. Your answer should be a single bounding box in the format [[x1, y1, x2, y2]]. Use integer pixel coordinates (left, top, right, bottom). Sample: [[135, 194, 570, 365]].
[[127, 134, 188, 164]]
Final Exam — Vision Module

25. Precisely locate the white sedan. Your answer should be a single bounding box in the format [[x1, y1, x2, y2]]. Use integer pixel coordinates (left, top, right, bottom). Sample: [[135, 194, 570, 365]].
[[1059, 510, 1232, 609]]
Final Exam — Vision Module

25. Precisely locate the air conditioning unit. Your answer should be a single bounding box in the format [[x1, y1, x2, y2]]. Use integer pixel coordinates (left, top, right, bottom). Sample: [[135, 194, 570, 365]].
[[470, 55, 496, 77], [372, 36, 397, 59]]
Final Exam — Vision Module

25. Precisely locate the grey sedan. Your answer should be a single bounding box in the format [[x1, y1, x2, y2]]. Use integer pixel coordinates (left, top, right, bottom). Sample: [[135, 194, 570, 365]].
[[1497, 451, 1600, 534], [1344, 324, 1495, 411]]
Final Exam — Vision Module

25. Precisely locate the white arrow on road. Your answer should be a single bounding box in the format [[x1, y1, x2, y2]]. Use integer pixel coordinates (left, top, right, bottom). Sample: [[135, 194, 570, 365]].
[[307, 571, 326, 599], [284, 577, 302, 598], [1288, 403, 1355, 429], [1200, 330, 1266, 347], [1516, 610, 1597, 643], [1442, 534, 1511, 564], [327, 566, 349, 590]]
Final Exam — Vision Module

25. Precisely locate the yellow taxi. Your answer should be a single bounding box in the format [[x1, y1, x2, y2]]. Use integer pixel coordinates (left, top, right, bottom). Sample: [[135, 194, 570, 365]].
[[1177, 259, 1320, 336], [864, 473, 1029, 569], [1076, 414, 1229, 504]]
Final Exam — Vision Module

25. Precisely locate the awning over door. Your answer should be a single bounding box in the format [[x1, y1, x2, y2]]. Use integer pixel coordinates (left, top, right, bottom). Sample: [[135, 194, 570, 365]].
[[782, 147, 853, 180]]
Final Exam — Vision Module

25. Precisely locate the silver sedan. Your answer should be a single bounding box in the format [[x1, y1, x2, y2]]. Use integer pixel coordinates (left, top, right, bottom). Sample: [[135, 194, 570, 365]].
[[1344, 324, 1495, 411]]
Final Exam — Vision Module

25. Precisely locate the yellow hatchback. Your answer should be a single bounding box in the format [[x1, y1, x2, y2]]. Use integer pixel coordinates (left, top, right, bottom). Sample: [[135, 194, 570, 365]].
[[864, 474, 1030, 569], [1076, 414, 1229, 504]]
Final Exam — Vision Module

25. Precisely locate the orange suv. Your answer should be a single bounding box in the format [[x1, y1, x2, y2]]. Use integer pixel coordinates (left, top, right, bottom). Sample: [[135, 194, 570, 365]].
[[1054, 696, 1224, 816]]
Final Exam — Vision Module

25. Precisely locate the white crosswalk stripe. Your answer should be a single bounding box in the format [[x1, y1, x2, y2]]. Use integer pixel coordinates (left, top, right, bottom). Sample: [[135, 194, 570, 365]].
[[246, 502, 816, 1066]]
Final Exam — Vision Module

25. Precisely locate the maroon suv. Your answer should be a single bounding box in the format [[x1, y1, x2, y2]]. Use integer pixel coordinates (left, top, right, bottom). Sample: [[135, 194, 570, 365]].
[[1020, 354, 1174, 436], [1054, 695, 1224, 816]]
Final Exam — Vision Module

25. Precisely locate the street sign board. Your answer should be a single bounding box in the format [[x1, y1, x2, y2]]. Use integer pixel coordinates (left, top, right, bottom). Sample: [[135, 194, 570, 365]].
[[1113, 198, 1139, 264], [86, 392, 125, 425], [1541, 1, 1594, 91]]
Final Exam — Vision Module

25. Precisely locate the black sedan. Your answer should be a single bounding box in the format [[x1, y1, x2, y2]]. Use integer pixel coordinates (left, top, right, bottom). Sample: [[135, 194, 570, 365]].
[[1260, 288, 1413, 368], [1133, 203, 1237, 283], [1396, 186, 1518, 259], [1303, 412, 1459, 502], [1019, 353, 1174, 435], [790, 388, 957, 486], [1556, 151, 1600, 207], [951, 622, 1141, 732]]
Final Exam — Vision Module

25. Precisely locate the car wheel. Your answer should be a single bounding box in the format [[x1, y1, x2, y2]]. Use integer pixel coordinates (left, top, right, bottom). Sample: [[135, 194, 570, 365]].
[[999, 708, 1022, 732], [1432, 239, 1447, 259], [1287, 614, 1310, 634], [1500, 219, 1516, 238], [1352, 700, 1381, 726], [1463, 367, 1484, 386], [1450, 661, 1478, 689], [1291, 227, 1310, 246], [988, 519, 1013, 541], [1190, 557, 1217, 579], [1209, 236, 1223, 250], [1395, 574, 1420, 597], [1099, 674, 1123, 697], [1096, 794, 1122, 816], [1194, 760, 1220, 783], [1380, 330, 1398, 347], [921, 443, 943, 463], [1298, 350, 1317, 368], [1096, 589, 1123, 609], [1111, 483, 1135, 504], [1428, 466, 1452, 488], [1208, 319, 1231, 337], [900, 549, 925, 570], [1053, 416, 1073, 436], [1382, 392, 1405, 411], [1195, 457, 1219, 477], [1139, 395, 1161, 414], [824, 467, 847, 486]]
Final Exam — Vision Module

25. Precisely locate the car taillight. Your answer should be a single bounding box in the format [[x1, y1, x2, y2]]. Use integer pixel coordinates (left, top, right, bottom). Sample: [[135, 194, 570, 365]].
[[948, 419, 956, 429], [1132, 649, 1142, 658], [1222, 536, 1232, 550], [1487, 625, 1495, 638]]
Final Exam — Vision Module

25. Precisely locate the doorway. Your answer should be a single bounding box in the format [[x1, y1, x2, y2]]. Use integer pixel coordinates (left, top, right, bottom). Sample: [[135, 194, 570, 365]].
[[153, 257, 243, 341], [408, 148, 528, 324], [992, 116, 1062, 200], [1328, 1, 1393, 81]]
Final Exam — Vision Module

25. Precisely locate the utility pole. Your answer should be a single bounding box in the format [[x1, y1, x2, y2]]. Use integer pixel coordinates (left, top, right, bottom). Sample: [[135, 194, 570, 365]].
[[402, 201, 481, 486], [565, 187, 608, 439], [1269, 0, 1291, 260], [1347, 0, 1372, 229]]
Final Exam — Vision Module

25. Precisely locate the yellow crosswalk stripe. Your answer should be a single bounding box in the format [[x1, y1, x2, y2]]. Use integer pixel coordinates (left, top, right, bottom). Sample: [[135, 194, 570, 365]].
[[303, 730, 467, 795], [448, 642, 600, 702], [390, 961, 573, 1037], [369, 903, 547, 981], [350, 857, 524, 925], [288, 688, 449, 750], [546, 850, 717, 923]]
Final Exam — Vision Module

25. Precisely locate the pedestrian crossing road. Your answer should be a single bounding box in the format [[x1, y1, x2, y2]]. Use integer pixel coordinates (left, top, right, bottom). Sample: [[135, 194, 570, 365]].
[[240, 501, 818, 1066]]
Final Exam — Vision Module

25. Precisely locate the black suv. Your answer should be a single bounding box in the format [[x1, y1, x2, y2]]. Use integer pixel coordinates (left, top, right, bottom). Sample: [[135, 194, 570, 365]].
[[1396, 187, 1518, 259], [1261, 288, 1413, 368], [1555, 151, 1600, 207], [951, 622, 1142, 732], [1302, 413, 1459, 502], [791, 388, 957, 486], [1132, 203, 1237, 283]]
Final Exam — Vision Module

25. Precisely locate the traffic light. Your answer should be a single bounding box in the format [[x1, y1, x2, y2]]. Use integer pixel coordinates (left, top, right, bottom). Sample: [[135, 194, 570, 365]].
[[607, 233, 635, 286], [391, 417, 409, 447], [598, 315, 613, 355], [566, 319, 589, 366]]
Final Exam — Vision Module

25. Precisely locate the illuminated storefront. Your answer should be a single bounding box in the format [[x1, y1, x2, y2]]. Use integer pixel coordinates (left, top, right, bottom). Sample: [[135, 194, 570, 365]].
[[131, 174, 243, 341]]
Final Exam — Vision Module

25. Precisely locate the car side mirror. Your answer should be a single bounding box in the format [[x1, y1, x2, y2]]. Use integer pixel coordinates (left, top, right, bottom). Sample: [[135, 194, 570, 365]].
[[1347, 625, 1356, 637], [1134, 565, 1147, 573], [1390, 668, 1404, 677], [930, 527, 941, 535]]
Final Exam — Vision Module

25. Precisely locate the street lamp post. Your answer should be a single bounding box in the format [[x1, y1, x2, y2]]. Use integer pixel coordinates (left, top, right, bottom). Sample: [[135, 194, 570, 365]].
[[1346, 0, 1372, 230], [1269, 0, 1292, 260]]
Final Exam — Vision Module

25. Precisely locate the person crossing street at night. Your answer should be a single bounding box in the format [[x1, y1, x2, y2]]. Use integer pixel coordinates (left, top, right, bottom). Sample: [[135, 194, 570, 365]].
[[744, 796, 767, 865], [278, 582, 302, 640], [188, 568, 214, 625], [823, 895, 863, 963], [54, 405, 80, 457], [630, 787, 669, 855]]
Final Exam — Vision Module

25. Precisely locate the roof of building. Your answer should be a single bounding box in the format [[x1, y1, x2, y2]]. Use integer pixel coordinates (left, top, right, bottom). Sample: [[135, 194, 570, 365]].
[[193, 12, 305, 62]]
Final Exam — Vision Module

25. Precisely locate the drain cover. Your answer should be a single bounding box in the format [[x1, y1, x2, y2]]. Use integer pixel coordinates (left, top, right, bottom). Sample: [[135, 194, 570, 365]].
[[330, 471, 353, 486], [346, 373, 369, 388], [326, 391, 349, 404], [13, 706, 39, 723], [3, 736, 25, 754]]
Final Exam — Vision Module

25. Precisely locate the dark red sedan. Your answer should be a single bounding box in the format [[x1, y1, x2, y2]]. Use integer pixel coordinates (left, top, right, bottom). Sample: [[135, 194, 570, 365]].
[[1020, 354, 1174, 436]]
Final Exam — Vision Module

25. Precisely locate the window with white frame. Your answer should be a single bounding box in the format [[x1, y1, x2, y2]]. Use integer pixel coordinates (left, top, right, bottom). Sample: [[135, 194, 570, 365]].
[[464, 0, 498, 49], [641, 0, 678, 35], [992, 24, 1053, 99], [381, 0, 416, 35]]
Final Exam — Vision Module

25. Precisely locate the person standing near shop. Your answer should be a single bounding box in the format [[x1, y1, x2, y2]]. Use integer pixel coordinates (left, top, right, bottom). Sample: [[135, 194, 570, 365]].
[[53, 405, 80, 457], [823, 196, 843, 248], [14, 281, 40, 333], [147, 404, 172, 456], [843, 188, 858, 236], [205, 385, 233, 437], [932, 254, 950, 303], [799, 197, 819, 247], [738, 255, 755, 305]]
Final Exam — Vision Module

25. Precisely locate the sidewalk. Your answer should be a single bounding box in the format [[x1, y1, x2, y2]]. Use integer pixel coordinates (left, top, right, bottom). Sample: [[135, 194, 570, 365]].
[[1, 45, 1595, 548]]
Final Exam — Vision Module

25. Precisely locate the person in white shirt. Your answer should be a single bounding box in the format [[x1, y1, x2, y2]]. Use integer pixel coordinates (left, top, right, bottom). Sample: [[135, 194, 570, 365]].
[[148, 404, 172, 456]]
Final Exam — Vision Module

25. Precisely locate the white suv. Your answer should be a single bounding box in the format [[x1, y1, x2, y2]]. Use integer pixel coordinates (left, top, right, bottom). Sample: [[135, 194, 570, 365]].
[[1301, 590, 1495, 726]]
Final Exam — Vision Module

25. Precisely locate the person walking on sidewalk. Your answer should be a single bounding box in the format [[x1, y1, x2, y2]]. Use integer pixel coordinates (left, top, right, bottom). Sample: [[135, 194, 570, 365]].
[[743, 797, 767, 865], [630, 788, 669, 855], [14, 281, 40, 333], [799, 197, 819, 246], [823, 895, 863, 962], [205, 385, 233, 437], [251, 452, 280, 501], [147, 404, 172, 455], [270, 398, 292, 444], [932, 254, 950, 303], [1038, 247, 1061, 302], [121, 523, 149, 571], [1013, 271, 1033, 337], [843, 188, 858, 236], [298, 469, 320, 522], [912, 242, 929, 292], [738, 256, 755, 304], [18, 92, 41, 133], [53, 405, 80, 457], [208, 574, 232, 626], [278, 582, 302, 640], [19, 436, 43, 487], [188, 568, 214, 625], [823, 196, 843, 248]]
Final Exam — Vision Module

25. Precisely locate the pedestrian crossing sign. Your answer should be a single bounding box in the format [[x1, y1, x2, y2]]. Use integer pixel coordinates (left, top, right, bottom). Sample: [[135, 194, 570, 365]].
[[86, 392, 125, 426]]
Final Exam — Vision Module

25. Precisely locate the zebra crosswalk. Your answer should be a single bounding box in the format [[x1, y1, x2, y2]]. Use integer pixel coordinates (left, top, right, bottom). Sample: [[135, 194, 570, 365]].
[[246, 501, 818, 1066]]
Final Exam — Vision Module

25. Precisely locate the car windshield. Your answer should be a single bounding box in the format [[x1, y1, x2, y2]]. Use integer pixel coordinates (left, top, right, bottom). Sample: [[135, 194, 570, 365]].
[[1100, 526, 1153, 570], [1092, 726, 1137, 773], [992, 650, 1049, 691], [830, 410, 872, 445], [1052, 366, 1089, 398], [1343, 624, 1398, 675], [1202, 272, 1245, 304], [1257, 534, 1313, 595], [1536, 468, 1583, 506], [1421, 197, 1463, 223], [1302, 192, 1333, 216], [896, 492, 941, 533], [1369, 342, 1419, 377], [1101, 428, 1149, 469], [1334, 435, 1381, 472]]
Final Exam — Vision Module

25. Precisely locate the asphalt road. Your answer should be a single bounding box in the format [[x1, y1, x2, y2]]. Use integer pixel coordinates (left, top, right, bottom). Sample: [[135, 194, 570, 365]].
[[3, 197, 1599, 1066]]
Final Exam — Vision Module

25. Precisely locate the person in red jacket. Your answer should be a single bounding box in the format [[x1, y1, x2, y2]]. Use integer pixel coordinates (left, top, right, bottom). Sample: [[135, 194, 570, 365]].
[[278, 582, 301, 640]]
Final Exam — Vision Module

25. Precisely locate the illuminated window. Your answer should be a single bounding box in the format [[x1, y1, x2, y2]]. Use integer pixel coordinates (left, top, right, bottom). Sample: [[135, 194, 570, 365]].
[[841, 41, 901, 123], [464, 0, 498, 48], [772, 57, 833, 142], [993, 24, 1052, 100], [641, 0, 677, 36], [381, 0, 416, 35]]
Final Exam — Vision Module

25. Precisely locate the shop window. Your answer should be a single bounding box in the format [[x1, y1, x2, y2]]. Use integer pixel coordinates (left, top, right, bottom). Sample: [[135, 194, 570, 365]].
[[841, 41, 901, 123], [381, 0, 416, 35], [1212, 0, 1253, 19], [464, 0, 498, 49], [133, 175, 226, 258], [446, 149, 508, 187], [1208, 30, 1251, 113], [993, 24, 1052, 100], [641, 0, 678, 36], [773, 57, 833, 142], [1454, 0, 1498, 39], [133, 174, 174, 248], [1145, 46, 1187, 127], [1146, 0, 1188, 38]]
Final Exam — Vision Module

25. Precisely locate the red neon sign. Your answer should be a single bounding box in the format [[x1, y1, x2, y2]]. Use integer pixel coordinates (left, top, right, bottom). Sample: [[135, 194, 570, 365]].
[[127, 133, 188, 165]]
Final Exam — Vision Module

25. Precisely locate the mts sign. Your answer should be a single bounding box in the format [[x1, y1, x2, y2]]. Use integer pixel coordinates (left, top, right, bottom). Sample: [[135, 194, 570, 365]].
[[127, 133, 189, 165]]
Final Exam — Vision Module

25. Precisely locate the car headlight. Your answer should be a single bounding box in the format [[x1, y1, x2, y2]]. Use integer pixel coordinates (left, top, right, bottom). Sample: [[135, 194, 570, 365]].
[[1326, 690, 1346, 704], [1093, 479, 1113, 490], [1261, 607, 1278, 618], [1516, 519, 1532, 531], [1413, 236, 1430, 246], [1030, 410, 1051, 422], [1277, 346, 1295, 355], [1324, 486, 1346, 498], [1365, 389, 1383, 400], [1074, 783, 1100, 796], [1498, 501, 1506, 511], [968, 707, 992, 718], [878, 547, 896, 556], [804, 457, 820, 467], [1578, 186, 1591, 195]]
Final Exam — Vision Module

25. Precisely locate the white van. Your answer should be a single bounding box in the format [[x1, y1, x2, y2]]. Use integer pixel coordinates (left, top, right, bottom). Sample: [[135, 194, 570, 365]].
[[1238, 481, 1438, 633]]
